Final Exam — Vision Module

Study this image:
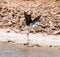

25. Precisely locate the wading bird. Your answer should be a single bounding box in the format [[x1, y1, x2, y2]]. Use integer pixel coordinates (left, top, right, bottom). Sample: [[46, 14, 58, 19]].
[[24, 11, 41, 45]]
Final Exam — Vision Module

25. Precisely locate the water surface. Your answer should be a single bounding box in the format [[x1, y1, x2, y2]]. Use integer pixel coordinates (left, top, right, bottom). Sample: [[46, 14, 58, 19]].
[[0, 43, 60, 57]]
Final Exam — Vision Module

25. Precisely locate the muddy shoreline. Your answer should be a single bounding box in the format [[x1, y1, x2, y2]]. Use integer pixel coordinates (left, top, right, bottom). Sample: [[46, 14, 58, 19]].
[[0, 30, 60, 47]]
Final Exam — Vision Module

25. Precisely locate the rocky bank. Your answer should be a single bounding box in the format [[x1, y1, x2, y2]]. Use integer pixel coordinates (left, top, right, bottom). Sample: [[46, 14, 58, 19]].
[[0, 0, 60, 35]]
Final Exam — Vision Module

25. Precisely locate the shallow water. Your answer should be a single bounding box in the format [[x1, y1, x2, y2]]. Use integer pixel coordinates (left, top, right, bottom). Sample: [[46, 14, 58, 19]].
[[0, 43, 60, 57]]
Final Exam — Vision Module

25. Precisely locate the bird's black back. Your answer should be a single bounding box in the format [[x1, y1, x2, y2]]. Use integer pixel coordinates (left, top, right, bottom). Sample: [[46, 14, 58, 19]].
[[24, 12, 32, 26]]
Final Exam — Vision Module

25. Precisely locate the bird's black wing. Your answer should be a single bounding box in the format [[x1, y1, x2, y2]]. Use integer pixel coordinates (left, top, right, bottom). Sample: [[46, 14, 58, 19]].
[[24, 12, 32, 26], [32, 15, 41, 25]]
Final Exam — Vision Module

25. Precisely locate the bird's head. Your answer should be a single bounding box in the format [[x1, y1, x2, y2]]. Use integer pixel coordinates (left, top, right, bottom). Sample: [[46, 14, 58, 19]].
[[26, 10, 33, 15]]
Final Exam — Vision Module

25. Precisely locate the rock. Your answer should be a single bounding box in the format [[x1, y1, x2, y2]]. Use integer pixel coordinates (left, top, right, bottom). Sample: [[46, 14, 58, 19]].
[[30, 28, 35, 33], [8, 21, 12, 25], [50, 11, 57, 15], [40, 22, 48, 28], [52, 30, 60, 35]]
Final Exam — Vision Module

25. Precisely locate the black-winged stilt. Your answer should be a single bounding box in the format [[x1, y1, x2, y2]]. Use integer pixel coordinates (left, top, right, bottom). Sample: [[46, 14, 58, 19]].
[[24, 11, 41, 45]]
